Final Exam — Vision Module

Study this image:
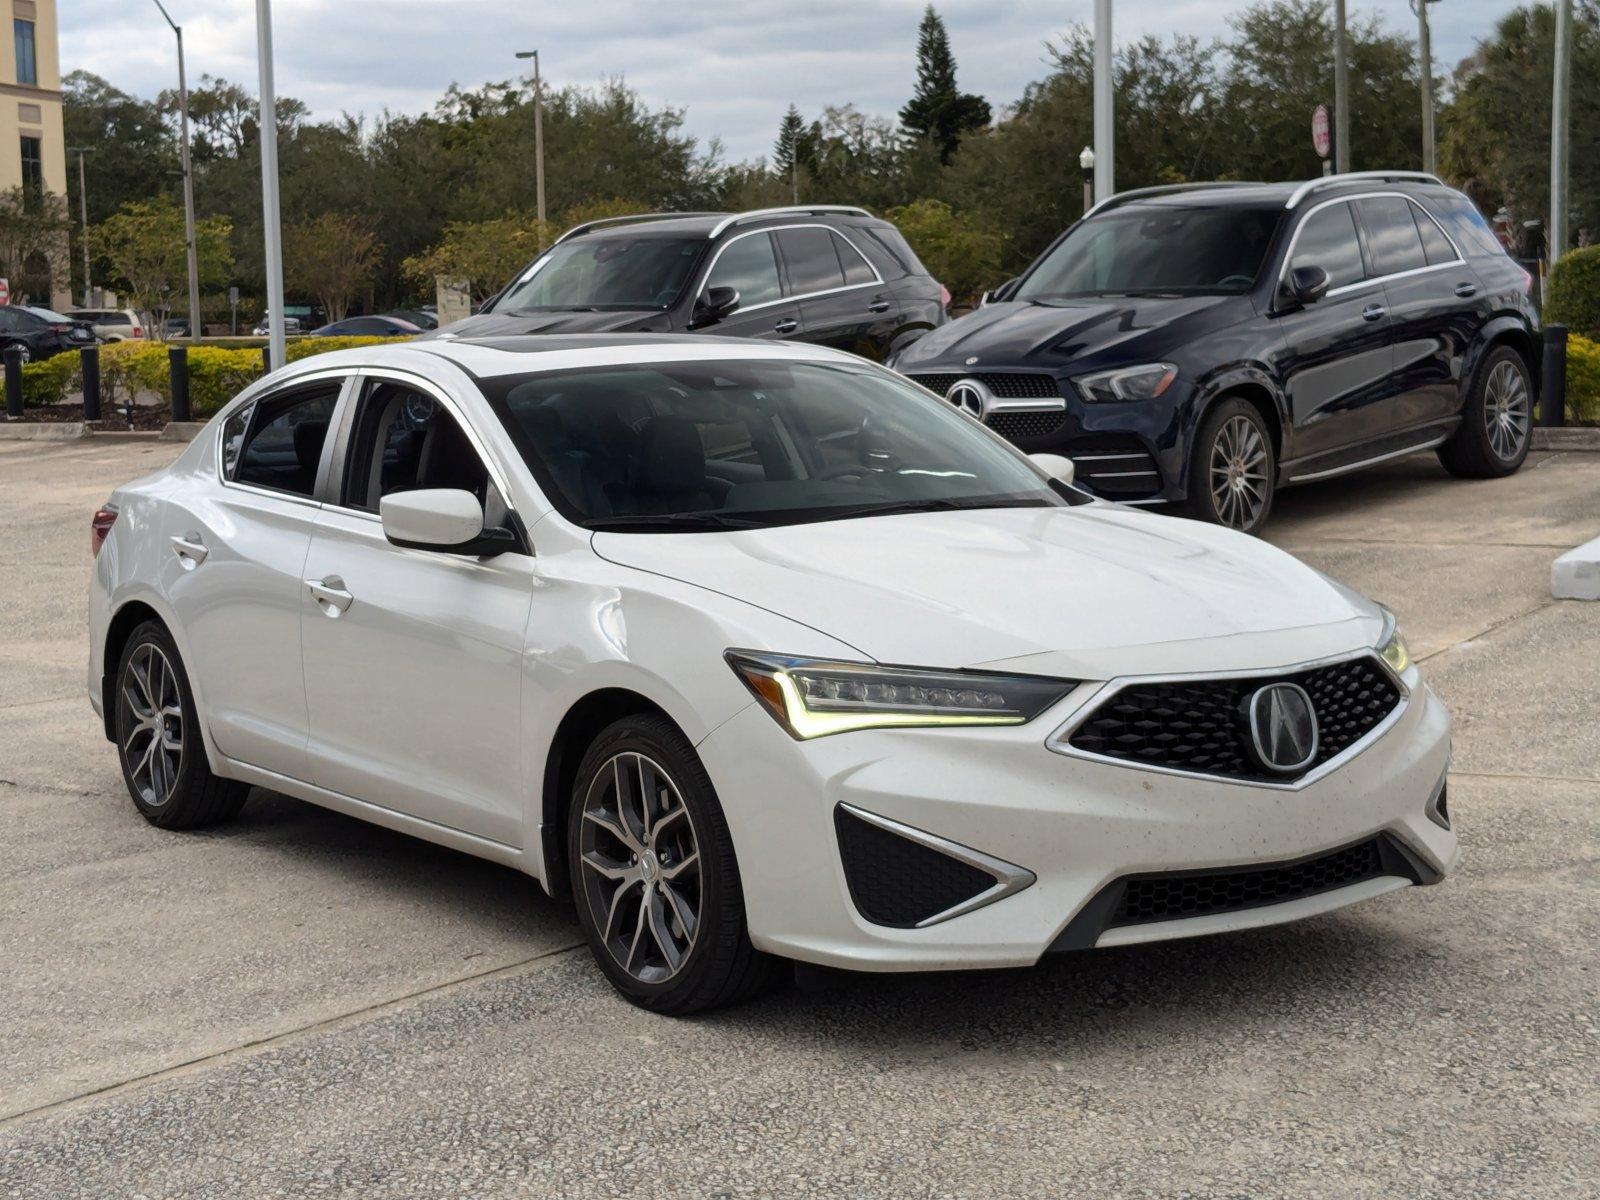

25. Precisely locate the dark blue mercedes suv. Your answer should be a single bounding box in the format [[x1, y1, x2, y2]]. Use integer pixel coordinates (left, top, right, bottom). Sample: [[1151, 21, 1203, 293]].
[[891, 172, 1539, 533]]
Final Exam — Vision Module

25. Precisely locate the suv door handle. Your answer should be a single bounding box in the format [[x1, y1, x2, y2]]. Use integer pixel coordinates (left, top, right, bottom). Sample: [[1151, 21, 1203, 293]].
[[773, 317, 798, 335], [1361, 303, 1387, 322], [1454, 283, 1478, 298], [306, 575, 354, 616], [169, 533, 208, 568], [867, 299, 892, 313]]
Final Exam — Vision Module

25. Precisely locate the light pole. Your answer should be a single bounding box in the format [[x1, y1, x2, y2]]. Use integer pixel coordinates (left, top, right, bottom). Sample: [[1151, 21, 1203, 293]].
[[515, 50, 546, 245], [1412, 0, 1441, 173], [1333, 0, 1350, 173], [68, 146, 92, 306], [151, 0, 202, 339], [1092, 0, 1114, 202], [256, 0, 286, 369], [1079, 146, 1095, 214], [1550, 0, 1572, 262]]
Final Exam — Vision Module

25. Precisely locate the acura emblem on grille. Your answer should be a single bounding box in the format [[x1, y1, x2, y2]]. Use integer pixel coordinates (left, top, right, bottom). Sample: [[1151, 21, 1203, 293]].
[[1247, 682, 1320, 774], [946, 377, 991, 419]]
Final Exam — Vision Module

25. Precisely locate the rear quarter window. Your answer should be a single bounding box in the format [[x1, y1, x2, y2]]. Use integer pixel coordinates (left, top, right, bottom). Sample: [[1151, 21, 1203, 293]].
[[855, 225, 927, 281], [1427, 193, 1508, 260]]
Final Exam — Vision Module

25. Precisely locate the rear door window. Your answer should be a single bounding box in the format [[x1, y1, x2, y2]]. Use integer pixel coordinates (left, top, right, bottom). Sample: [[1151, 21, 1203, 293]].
[[1356, 196, 1429, 277], [1410, 203, 1460, 266], [1289, 202, 1366, 289], [832, 233, 877, 286], [776, 227, 847, 296], [705, 233, 783, 307], [234, 386, 341, 497]]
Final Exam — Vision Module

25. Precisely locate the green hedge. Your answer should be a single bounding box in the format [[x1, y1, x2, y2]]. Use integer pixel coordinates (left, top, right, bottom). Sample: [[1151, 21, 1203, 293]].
[[1568, 333, 1600, 425], [1545, 246, 1600, 339]]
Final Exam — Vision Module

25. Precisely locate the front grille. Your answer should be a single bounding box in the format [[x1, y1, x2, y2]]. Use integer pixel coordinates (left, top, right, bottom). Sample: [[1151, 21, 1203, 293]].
[[905, 372, 1061, 399], [989, 410, 1068, 439], [1066, 655, 1402, 782], [834, 807, 996, 927], [1113, 838, 1386, 927], [1062, 433, 1163, 498]]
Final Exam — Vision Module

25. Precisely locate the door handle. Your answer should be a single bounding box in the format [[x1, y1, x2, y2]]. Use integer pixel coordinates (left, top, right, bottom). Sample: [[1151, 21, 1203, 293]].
[[169, 533, 208, 568], [1361, 303, 1387, 322], [773, 317, 798, 335], [1454, 283, 1478, 298], [306, 575, 354, 616], [867, 299, 892, 313]]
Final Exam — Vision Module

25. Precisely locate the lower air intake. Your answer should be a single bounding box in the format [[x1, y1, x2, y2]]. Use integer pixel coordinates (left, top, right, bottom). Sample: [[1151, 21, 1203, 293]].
[[834, 806, 997, 928]]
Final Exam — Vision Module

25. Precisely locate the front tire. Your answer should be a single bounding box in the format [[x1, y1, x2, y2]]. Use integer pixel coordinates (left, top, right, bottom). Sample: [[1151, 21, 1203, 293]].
[[1185, 397, 1276, 535], [568, 713, 781, 1014], [114, 620, 247, 829], [1437, 345, 1532, 478]]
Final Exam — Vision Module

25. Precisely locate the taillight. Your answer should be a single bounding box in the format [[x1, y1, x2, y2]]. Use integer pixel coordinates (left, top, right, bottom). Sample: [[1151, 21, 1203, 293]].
[[132, 325, 144, 338], [939, 284, 952, 311], [91, 506, 118, 557]]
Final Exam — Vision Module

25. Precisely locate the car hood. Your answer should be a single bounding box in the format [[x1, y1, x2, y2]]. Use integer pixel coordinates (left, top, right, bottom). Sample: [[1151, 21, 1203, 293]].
[[429, 310, 662, 338], [895, 295, 1239, 369], [593, 505, 1382, 680]]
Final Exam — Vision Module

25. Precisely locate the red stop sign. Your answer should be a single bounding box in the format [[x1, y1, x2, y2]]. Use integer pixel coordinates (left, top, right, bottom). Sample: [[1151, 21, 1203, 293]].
[[1312, 105, 1331, 159]]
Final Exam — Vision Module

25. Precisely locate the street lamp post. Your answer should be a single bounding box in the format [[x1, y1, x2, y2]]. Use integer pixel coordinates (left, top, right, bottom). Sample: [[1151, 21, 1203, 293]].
[[1551, 0, 1573, 262], [1333, 0, 1350, 173], [256, 0, 286, 370], [1079, 146, 1095, 215], [1413, 0, 1441, 173], [151, 0, 202, 340], [1092, 0, 1114, 202], [515, 50, 546, 245], [68, 146, 93, 307]]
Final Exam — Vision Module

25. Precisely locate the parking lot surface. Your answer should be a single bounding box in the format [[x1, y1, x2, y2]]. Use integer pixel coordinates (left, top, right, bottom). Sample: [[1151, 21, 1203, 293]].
[[2, 437, 1597, 1197]]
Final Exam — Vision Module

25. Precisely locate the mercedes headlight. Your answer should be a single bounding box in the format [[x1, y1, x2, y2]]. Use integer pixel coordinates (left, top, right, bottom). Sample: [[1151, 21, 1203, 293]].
[[1376, 608, 1410, 675], [1073, 363, 1178, 403], [726, 652, 1076, 739]]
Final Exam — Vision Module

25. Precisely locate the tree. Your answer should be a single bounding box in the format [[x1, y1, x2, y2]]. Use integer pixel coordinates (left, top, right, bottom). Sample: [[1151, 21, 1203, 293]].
[[95, 199, 232, 335], [285, 213, 381, 323], [0, 187, 70, 304], [899, 6, 991, 163], [773, 105, 814, 201], [883, 199, 1002, 303], [403, 214, 550, 305]]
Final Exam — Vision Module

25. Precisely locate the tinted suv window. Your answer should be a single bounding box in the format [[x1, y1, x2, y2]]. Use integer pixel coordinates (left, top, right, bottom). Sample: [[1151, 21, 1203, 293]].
[[832, 233, 876, 286], [235, 387, 339, 496], [1290, 202, 1366, 289], [1411, 203, 1459, 266], [1357, 196, 1429, 276], [777, 227, 847, 295], [1429, 192, 1507, 259], [706, 232, 783, 307]]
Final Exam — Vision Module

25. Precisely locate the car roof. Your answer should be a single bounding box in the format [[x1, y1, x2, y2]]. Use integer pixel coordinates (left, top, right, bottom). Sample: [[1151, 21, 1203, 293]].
[[568, 206, 883, 243], [1094, 173, 1461, 216]]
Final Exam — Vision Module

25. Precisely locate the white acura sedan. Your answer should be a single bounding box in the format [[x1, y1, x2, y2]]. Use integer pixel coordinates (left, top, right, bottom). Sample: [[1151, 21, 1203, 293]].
[[88, 335, 1456, 1013]]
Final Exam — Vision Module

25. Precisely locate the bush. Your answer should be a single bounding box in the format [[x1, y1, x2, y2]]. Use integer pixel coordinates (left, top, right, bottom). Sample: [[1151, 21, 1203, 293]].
[[21, 354, 77, 407], [1544, 246, 1600, 338], [1567, 333, 1600, 425], [883, 199, 1003, 306]]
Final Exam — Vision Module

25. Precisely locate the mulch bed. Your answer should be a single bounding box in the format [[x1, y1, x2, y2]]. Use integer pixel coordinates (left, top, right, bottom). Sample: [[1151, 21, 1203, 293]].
[[19, 403, 170, 432]]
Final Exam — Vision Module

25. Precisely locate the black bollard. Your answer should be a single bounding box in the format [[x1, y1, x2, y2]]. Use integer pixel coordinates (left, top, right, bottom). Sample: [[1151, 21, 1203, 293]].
[[80, 344, 101, 422], [261, 344, 271, 373], [4, 344, 23, 419], [169, 344, 190, 423], [1540, 325, 1567, 428]]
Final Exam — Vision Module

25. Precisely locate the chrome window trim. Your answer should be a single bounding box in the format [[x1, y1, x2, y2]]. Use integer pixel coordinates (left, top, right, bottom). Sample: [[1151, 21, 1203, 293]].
[[1278, 191, 1466, 300], [836, 803, 1035, 927], [708, 205, 871, 238], [214, 369, 357, 509], [695, 223, 886, 316], [1046, 648, 1411, 793]]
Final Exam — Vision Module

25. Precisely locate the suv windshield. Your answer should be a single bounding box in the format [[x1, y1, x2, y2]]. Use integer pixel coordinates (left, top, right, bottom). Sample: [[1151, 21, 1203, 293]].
[[1016, 206, 1282, 300], [494, 236, 705, 313], [480, 360, 1072, 531]]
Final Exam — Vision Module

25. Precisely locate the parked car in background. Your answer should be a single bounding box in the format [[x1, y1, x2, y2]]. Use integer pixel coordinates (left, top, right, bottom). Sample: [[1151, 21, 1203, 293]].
[[163, 317, 192, 339], [385, 309, 439, 331], [68, 308, 146, 342], [0, 304, 96, 361], [891, 171, 1539, 534], [252, 316, 304, 337], [432, 205, 947, 362], [311, 315, 423, 337]]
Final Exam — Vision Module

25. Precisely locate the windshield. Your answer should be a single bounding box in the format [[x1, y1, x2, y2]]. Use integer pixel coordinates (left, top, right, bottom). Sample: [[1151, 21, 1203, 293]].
[[479, 360, 1074, 531], [493, 236, 706, 313], [1016, 206, 1282, 300], [26, 307, 71, 321]]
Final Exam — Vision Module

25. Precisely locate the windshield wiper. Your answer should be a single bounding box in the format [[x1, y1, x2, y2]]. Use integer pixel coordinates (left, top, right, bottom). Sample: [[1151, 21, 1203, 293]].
[[804, 496, 1053, 523], [586, 512, 771, 532]]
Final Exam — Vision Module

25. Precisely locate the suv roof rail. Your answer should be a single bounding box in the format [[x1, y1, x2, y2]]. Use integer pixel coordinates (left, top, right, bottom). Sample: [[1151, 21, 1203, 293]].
[[709, 205, 873, 237], [554, 212, 728, 245], [1083, 182, 1266, 219], [1284, 171, 1446, 208]]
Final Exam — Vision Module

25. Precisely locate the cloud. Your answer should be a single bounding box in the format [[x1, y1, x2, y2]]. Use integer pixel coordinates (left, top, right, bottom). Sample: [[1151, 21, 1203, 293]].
[[63, 0, 1515, 163]]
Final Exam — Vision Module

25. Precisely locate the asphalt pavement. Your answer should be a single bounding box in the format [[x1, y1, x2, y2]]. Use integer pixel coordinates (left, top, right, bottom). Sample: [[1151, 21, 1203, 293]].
[[1, 437, 1596, 1198]]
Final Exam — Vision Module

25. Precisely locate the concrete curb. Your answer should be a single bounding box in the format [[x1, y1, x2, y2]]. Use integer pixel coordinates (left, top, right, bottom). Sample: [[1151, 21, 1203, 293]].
[[0, 421, 88, 441], [159, 422, 207, 443], [1533, 427, 1600, 451], [1553, 536, 1600, 600]]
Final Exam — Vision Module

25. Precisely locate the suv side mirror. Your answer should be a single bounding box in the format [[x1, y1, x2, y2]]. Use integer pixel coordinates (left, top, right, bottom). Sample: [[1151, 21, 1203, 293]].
[[983, 277, 1022, 306], [695, 286, 741, 324], [1284, 265, 1331, 307], [380, 488, 518, 557]]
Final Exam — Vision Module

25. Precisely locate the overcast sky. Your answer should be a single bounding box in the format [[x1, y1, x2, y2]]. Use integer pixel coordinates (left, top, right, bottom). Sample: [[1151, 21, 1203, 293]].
[[64, 1, 1513, 164]]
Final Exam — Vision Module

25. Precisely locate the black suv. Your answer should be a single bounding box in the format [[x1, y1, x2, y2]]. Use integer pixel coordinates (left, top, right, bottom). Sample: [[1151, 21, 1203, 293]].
[[891, 172, 1539, 533], [435, 206, 946, 362]]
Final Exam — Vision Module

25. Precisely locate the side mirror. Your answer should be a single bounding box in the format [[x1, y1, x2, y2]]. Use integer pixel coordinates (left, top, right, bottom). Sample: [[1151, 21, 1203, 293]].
[[695, 286, 741, 324], [984, 277, 1022, 305], [380, 488, 515, 556], [1285, 265, 1330, 307], [1029, 452, 1075, 488]]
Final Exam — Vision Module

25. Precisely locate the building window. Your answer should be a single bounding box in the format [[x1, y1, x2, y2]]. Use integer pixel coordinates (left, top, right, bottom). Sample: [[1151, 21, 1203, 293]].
[[14, 19, 36, 86], [20, 135, 42, 201]]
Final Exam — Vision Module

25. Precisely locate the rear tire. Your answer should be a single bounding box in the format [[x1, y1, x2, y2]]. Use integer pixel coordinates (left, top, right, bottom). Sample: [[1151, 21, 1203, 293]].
[[1185, 397, 1276, 535], [567, 713, 783, 1015], [1437, 345, 1533, 479], [114, 620, 247, 830]]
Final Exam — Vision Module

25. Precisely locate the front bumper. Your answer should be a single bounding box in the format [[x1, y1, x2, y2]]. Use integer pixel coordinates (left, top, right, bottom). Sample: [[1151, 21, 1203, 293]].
[[697, 668, 1455, 972]]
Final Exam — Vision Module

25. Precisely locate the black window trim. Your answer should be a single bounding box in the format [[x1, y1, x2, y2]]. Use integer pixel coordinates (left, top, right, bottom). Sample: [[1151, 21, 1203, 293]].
[[214, 370, 356, 508], [693, 222, 885, 316], [1277, 190, 1465, 302]]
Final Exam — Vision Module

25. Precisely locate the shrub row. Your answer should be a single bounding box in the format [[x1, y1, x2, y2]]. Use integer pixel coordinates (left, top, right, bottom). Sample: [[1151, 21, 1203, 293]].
[[1544, 246, 1600, 339], [1567, 333, 1600, 425], [20, 336, 412, 415]]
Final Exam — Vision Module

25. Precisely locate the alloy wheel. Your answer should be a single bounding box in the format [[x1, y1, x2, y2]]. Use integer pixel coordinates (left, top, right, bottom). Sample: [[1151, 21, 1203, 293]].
[[1483, 360, 1530, 462], [577, 752, 702, 984], [1208, 414, 1270, 530], [119, 643, 184, 807]]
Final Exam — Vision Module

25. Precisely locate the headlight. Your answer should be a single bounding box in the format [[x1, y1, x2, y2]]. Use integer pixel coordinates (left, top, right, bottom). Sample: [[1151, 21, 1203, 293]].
[[726, 652, 1076, 739], [1073, 363, 1178, 403], [1376, 608, 1410, 675]]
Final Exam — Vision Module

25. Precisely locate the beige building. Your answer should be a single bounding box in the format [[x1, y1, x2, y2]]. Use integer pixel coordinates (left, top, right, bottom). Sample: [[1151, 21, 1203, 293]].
[[0, 0, 68, 308]]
